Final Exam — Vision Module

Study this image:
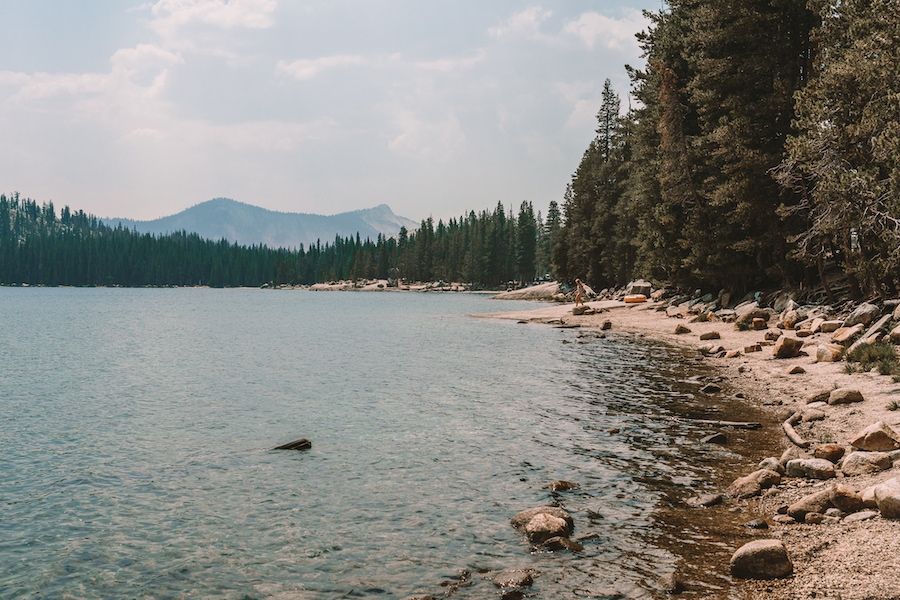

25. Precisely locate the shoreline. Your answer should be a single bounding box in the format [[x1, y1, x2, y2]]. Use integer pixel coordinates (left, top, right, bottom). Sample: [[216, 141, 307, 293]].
[[481, 299, 900, 599]]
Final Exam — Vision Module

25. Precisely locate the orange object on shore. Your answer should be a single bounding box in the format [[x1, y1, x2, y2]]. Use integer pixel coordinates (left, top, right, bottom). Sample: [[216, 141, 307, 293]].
[[623, 294, 647, 303]]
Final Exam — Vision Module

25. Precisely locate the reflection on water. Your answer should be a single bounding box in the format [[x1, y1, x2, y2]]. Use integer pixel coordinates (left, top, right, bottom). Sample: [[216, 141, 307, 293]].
[[0, 289, 778, 599]]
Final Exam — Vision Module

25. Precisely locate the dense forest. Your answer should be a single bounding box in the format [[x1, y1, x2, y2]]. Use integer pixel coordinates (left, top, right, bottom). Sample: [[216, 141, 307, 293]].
[[553, 0, 900, 300], [0, 192, 556, 288], [4, 0, 899, 296]]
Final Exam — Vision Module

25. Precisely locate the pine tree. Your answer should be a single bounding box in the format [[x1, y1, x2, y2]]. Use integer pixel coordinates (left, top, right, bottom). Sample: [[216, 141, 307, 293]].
[[777, 0, 900, 297]]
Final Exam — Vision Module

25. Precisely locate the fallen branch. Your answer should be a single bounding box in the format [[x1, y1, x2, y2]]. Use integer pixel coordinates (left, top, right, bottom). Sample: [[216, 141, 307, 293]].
[[677, 418, 763, 430], [782, 413, 810, 448]]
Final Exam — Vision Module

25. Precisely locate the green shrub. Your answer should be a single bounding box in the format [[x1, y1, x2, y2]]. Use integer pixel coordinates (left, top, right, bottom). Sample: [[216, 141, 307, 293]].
[[888, 400, 900, 411], [847, 342, 897, 372]]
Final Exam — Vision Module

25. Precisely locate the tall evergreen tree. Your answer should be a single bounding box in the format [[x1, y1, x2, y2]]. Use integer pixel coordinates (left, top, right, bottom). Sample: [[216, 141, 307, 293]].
[[777, 0, 900, 297]]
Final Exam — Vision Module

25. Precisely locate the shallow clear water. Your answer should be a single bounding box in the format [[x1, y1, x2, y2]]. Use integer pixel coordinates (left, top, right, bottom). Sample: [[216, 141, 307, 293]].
[[0, 288, 775, 599]]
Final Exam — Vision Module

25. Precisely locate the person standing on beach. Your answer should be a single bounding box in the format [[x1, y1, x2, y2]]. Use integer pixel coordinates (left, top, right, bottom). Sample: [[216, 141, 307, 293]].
[[574, 278, 585, 306]]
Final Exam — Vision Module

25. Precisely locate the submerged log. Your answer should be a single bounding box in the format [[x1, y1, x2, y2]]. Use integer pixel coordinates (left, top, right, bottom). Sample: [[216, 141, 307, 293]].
[[275, 438, 312, 451]]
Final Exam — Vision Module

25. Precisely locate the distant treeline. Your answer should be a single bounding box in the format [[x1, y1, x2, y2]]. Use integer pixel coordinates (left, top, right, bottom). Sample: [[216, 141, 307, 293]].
[[553, 0, 900, 300], [0, 192, 557, 288]]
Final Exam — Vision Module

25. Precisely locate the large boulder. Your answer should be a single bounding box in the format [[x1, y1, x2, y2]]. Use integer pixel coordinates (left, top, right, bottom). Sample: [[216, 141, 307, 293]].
[[626, 279, 652, 296], [843, 302, 882, 327], [727, 469, 782, 498], [819, 320, 844, 333], [787, 488, 834, 520], [830, 483, 865, 513], [773, 336, 804, 359], [841, 451, 893, 476], [816, 343, 845, 363], [850, 421, 900, 452], [874, 478, 900, 519], [814, 444, 845, 463], [890, 325, 900, 345], [785, 458, 836, 480], [736, 307, 771, 328], [831, 324, 865, 345], [730, 540, 793, 579], [828, 388, 865, 405]]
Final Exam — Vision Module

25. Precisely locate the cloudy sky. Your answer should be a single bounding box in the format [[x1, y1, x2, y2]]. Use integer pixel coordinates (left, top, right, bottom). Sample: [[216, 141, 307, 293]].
[[0, 0, 660, 222]]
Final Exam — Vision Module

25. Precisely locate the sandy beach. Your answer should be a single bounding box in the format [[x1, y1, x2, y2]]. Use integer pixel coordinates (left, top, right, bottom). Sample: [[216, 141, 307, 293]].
[[481, 298, 900, 600]]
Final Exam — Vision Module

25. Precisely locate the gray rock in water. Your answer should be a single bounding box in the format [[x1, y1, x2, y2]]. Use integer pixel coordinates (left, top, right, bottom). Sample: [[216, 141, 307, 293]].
[[492, 568, 537, 588], [743, 518, 769, 529], [686, 493, 724, 508], [543, 480, 580, 492], [727, 469, 781, 499], [524, 513, 569, 544], [539, 536, 584, 552], [657, 571, 684, 594], [730, 539, 793, 579], [510, 506, 573, 532], [274, 437, 311, 451]]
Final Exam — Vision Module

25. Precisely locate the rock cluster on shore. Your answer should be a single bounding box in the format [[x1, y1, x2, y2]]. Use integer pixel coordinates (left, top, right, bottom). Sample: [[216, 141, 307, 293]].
[[483, 284, 900, 597]]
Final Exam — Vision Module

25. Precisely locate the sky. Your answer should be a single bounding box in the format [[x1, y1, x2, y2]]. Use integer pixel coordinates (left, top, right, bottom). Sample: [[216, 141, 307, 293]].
[[0, 0, 662, 222]]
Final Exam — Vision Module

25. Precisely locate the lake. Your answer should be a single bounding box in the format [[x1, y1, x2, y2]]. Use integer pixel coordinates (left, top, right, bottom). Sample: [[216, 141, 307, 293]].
[[0, 288, 775, 599]]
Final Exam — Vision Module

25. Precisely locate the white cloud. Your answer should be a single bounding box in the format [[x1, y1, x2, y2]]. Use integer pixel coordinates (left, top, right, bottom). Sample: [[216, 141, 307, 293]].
[[150, 0, 277, 32], [488, 7, 553, 39], [276, 55, 368, 81], [414, 51, 485, 72], [1, 43, 180, 124], [563, 10, 648, 51], [388, 112, 465, 158]]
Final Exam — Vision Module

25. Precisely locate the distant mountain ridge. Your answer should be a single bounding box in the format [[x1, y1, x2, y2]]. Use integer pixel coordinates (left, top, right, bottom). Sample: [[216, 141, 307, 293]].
[[104, 198, 419, 249]]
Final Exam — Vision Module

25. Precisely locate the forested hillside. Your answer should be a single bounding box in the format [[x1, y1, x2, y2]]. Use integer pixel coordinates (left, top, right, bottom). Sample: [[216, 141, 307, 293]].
[[5, 0, 898, 296], [0, 193, 555, 288], [553, 0, 900, 300]]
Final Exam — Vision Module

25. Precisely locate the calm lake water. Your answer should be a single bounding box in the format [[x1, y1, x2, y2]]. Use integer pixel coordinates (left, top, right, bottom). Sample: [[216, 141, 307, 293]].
[[0, 288, 777, 599]]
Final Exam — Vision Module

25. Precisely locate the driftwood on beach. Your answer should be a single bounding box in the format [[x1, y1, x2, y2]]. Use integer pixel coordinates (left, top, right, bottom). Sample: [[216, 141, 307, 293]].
[[782, 413, 811, 448], [672, 417, 763, 430]]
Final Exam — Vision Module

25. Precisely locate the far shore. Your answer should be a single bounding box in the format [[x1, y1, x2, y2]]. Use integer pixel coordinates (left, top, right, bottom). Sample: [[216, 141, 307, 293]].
[[480, 297, 900, 599]]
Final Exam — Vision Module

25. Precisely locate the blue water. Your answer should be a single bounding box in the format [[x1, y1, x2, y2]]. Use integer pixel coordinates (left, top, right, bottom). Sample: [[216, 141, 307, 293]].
[[0, 288, 773, 599]]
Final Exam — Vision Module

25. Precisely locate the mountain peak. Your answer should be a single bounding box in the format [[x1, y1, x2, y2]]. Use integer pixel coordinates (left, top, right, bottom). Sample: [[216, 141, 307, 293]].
[[103, 200, 418, 249]]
